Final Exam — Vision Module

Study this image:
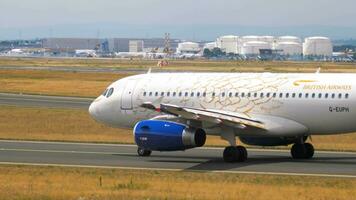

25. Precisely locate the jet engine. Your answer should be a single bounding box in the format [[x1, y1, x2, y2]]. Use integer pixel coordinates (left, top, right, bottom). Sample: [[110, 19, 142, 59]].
[[134, 120, 206, 151]]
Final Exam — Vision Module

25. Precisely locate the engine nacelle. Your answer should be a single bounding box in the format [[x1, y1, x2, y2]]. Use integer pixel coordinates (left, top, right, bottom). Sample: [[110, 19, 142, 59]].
[[134, 120, 206, 151], [239, 136, 307, 146]]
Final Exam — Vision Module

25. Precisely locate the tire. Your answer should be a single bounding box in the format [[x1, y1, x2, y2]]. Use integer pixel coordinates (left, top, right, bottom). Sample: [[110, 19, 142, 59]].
[[304, 143, 314, 159], [223, 146, 239, 163], [291, 143, 314, 159], [291, 143, 305, 159], [137, 147, 152, 157], [236, 146, 248, 162]]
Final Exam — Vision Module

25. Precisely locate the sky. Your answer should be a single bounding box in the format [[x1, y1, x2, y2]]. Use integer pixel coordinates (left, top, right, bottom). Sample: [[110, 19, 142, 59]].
[[0, 0, 355, 40]]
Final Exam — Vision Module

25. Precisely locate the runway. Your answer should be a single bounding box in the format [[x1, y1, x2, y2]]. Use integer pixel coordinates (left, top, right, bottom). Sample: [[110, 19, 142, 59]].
[[1, 93, 356, 178], [0, 140, 355, 178], [0, 93, 92, 109]]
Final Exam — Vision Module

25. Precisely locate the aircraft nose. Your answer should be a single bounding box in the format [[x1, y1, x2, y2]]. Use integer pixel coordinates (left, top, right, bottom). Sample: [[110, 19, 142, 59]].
[[89, 102, 97, 119]]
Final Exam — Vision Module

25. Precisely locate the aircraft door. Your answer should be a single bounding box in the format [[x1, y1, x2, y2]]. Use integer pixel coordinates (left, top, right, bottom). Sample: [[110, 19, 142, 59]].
[[121, 80, 137, 110]]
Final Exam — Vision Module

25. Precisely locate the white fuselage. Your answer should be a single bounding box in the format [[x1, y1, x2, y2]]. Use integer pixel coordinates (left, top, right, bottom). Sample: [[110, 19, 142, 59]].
[[89, 73, 356, 136]]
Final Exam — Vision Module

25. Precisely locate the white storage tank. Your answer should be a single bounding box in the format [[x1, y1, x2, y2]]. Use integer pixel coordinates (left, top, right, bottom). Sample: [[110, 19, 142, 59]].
[[241, 35, 261, 43], [216, 35, 239, 54], [203, 42, 217, 50], [275, 42, 302, 55], [303, 37, 333, 57], [176, 42, 201, 54], [260, 36, 275, 43], [278, 36, 301, 43], [241, 41, 272, 55]]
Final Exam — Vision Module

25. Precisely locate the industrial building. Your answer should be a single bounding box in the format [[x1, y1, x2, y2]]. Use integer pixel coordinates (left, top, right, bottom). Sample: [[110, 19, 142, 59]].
[[42, 38, 180, 53]]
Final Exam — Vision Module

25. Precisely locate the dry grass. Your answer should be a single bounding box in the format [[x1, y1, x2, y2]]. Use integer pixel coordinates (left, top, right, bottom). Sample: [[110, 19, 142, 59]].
[[2, 57, 356, 73], [0, 70, 130, 97], [1, 105, 356, 151], [0, 165, 355, 200]]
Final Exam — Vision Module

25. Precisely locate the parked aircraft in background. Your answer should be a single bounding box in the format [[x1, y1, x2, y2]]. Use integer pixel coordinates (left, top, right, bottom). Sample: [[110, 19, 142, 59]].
[[89, 71, 355, 162]]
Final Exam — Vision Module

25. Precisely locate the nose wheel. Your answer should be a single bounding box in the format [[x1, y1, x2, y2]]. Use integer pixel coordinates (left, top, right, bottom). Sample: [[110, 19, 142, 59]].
[[137, 147, 152, 157], [223, 146, 248, 162], [291, 143, 314, 159]]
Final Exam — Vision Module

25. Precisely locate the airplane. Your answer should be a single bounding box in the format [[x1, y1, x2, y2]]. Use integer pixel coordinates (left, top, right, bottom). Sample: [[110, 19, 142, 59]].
[[89, 71, 355, 162]]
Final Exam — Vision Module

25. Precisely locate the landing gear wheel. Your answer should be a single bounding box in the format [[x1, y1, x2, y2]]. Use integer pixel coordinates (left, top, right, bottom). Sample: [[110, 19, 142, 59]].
[[223, 146, 248, 163], [291, 143, 314, 159], [236, 146, 248, 162], [137, 147, 152, 157]]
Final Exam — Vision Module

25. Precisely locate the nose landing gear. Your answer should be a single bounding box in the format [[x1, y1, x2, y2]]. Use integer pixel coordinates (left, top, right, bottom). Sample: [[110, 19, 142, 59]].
[[137, 147, 152, 157]]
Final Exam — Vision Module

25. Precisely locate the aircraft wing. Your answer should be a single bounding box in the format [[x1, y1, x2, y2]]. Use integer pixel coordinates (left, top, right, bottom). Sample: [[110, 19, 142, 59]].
[[141, 102, 266, 130]]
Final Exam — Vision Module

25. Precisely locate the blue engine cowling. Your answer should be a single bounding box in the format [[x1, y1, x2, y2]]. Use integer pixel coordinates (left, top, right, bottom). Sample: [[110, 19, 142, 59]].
[[134, 120, 206, 151]]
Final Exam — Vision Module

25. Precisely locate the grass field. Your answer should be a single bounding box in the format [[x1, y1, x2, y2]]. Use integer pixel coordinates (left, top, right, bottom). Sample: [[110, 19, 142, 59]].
[[1, 105, 356, 151], [0, 69, 129, 97], [0, 165, 355, 200], [2, 57, 356, 72]]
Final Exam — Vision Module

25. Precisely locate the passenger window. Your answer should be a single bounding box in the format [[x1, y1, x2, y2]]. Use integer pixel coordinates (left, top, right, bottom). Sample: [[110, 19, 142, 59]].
[[229, 92, 233, 97], [253, 93, 257, 97], [325, 93, 329, 99], [273, 93, 277, 98], [247, 93, 251, 98], [203, 92, 206, 97], [260, 93, 264, 98], [286, 93, 289, 98], [173, 92, 176, 97], [179, 92, 182, 97], [143, 92, 146, 96], [332, 94, 335, 99], [167, 92, 170, 97], [161, 92, 164, 96], [222, 92, 225, 97], [292, 93, 296, 98], [241, 93, 245, 97], [312, 93, 315, 98], [107, 88, 114, 98], [155, 92, 159, 96], [305, 93, 309, 98], [185, 92, 188, 97], [197, 92, 200, 97], [299, 93, 302, 98], [345, 94, 349, 99], [266, 93, 270, 98], [338, 93, 342, 99], [318, 93, 322, 98], [149, 92, 152, 96], [235, 92, 239, 97], [279, 93, 283, 98], [191, 92, 194, 97], [212, 92, 216, 97]]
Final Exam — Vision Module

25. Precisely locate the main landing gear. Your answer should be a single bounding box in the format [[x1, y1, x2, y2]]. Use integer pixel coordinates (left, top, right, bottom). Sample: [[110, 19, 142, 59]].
[[291, 143, 314, 159], [221, 128, 248, 163], [223, 146, 248, 163]]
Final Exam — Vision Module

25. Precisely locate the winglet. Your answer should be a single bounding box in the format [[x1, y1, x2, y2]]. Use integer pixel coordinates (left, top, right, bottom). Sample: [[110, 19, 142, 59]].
[[147, 68, 152, 74]]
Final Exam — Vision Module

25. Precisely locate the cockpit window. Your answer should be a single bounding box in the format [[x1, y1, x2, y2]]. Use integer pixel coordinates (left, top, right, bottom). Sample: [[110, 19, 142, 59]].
[[107, 88, 114, 98], [102, 89, 108, 96]]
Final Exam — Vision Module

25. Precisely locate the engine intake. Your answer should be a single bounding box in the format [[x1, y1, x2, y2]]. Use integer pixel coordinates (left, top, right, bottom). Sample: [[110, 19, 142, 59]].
[[134, 120, 206, 151]]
